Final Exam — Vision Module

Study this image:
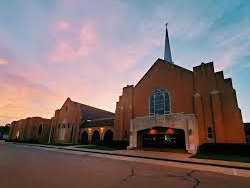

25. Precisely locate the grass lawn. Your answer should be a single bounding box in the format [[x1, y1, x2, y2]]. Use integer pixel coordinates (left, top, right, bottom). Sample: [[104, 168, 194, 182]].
[[76, 144, 122, 151], [48, 143, 76, 147], [8, 140, 76, 147], [192, 153, 250, 163], [142, 147, 187, 153]]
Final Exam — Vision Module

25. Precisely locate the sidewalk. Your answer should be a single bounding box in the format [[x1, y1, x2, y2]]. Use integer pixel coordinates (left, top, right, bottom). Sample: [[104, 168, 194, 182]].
[[66, 145, 250, 170], [13, 142, 250, 170]]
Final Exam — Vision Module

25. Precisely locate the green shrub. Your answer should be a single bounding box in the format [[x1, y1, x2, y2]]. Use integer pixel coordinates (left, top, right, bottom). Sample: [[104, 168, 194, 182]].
[[198, 143, 250, 156], [97, 140, 129, 149]]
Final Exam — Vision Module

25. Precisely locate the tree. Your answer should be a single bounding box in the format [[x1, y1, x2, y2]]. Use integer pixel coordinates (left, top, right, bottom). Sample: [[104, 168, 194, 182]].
[[0, 124, 10, 135]]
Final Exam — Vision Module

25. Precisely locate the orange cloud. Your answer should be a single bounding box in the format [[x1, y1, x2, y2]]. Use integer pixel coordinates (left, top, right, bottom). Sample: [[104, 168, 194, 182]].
[[0, 73, 63, 125], [0, 58, 10, 65]]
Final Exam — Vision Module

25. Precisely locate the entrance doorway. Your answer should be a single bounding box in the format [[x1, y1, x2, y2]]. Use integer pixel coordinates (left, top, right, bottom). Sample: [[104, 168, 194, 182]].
[[138, 127, 185, 150], [81, 131, 88, 144], [91, 130, 100, 145], [103, 130, 113, 145]]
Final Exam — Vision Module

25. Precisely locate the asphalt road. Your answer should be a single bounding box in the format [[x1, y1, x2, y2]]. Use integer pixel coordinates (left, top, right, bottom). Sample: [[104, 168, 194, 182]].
[[1, 142, 250, 188]]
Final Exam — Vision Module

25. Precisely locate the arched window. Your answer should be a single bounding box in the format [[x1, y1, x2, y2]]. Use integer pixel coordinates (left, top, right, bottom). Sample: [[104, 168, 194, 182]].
[[149, 89, 170, 116], [38, 125, 43, 136]]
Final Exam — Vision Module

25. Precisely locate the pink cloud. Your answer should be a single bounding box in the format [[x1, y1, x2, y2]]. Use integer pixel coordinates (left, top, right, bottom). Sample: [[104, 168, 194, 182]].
[[55, 20, 71, 31], [78, 24, 98, 55], [49, 23, 98, 63], [50, 42, 76, 62]]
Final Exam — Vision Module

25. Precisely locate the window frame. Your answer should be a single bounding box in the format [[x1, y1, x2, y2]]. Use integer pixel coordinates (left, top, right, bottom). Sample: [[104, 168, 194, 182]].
[[149, 88, 171, 116]]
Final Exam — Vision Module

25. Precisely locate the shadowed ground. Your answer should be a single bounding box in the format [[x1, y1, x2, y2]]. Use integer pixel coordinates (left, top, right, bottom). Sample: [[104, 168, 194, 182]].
[[1, 143, 250, 188]]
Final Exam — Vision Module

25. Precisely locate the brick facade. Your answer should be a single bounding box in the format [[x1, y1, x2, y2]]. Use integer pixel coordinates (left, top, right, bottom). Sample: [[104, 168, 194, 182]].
[[9, 117, 51, 143], [48, 98, 114, 144], [9, 98, 115, 144], [114, 59, 246, 147]]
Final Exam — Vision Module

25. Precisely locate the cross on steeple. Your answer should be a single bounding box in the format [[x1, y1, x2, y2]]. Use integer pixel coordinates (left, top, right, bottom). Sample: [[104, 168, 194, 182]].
[[164, 23, 173, 63]]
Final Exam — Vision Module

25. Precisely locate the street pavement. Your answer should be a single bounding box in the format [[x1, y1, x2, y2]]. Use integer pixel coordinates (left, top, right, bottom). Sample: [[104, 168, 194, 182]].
[[1, 142, 250, 188]]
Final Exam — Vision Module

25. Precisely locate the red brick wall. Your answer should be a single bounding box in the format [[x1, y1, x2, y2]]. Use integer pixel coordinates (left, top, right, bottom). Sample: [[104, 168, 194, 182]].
[[114, 59, 246, 144], [9, 117, 51, 143], [114, 86, 134, 140], [51, 98, 81, 144], [193, 62, 245, 144], [134, 60, 194, 116]]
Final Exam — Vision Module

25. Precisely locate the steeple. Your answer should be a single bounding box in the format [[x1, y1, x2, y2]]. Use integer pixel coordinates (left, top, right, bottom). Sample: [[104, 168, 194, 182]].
[[164, 23, 173, 63]]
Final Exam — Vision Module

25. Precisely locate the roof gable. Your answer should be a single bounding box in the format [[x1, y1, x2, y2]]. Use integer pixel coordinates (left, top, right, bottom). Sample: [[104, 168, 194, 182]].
[[135, 58, 193, 88], [59, 97, 114, 120]]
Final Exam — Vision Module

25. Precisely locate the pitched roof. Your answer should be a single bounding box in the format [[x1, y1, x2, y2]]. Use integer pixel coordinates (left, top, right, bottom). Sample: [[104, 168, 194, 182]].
[[72, 101, 115, 120]]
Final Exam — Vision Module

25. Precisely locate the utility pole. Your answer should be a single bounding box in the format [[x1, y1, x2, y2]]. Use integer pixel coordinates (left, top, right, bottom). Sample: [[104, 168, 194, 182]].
[[48, 119, 53, 144]]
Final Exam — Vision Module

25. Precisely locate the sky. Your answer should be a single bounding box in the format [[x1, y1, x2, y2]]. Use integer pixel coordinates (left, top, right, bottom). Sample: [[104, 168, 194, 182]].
[[0, 0, 250, 125]]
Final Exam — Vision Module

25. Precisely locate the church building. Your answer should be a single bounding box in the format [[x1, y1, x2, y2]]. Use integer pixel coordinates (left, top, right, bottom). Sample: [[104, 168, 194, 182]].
[[8, 24, 246, 154], [114, 24, 246, 154]]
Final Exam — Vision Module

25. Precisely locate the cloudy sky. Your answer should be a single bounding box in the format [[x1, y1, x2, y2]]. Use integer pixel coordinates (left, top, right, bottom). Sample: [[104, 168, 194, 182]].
[[0, 0, 250, 125]]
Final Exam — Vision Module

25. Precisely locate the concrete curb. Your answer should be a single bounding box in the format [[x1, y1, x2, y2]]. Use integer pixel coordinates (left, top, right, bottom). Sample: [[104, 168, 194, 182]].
[[12, 142, 250, 171]]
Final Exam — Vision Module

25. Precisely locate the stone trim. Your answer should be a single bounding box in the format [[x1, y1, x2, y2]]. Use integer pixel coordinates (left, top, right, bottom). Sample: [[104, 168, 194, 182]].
[[128, 113, 199, 154]]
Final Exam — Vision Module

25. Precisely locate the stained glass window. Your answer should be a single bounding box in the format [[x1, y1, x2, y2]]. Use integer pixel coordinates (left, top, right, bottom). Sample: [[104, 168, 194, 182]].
[[149, 89, 170, 116]]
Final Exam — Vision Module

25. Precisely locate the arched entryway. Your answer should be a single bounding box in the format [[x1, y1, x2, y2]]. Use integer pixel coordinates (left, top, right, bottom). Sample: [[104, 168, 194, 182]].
[[91, 130, 100, 145], [81, 131, 89, 144], [129, 113, 198, 154], [103, 130, 113, 145], [137, 127, 185, 150]]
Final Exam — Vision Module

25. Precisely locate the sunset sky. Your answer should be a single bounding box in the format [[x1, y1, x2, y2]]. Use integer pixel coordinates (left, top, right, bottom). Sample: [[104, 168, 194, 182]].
[[0, 0, 250, 125]]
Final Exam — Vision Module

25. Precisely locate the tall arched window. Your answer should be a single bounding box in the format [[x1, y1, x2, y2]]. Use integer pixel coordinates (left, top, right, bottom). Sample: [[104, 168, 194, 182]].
[[38, 125, 43, 136], [149, 88, 170, 116]]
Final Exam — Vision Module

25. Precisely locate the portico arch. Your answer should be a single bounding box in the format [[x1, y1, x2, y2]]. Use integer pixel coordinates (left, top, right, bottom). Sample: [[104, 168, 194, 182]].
[[103, 129, 113, 145], [129, 113, 199, 154], [137, 127, 185, 150], [91, 130, 100, 145], [81, 131, 89, 144]]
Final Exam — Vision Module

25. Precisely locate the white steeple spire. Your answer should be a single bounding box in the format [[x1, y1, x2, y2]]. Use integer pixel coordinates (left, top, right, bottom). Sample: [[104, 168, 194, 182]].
[[164, 23, 173, 63]]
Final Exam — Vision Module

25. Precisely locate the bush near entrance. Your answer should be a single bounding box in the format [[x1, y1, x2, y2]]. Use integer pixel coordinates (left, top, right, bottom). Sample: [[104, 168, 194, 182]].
[[194, 143, 250, 163], [198, 143, 250, 156], [97, 140, 129, 150], [102, 140, 129, 149], [78, 140, 129, 150]]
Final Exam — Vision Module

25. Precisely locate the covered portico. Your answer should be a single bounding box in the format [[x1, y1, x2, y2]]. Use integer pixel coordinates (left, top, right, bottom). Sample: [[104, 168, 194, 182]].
[[128, 113, 199, 154]]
